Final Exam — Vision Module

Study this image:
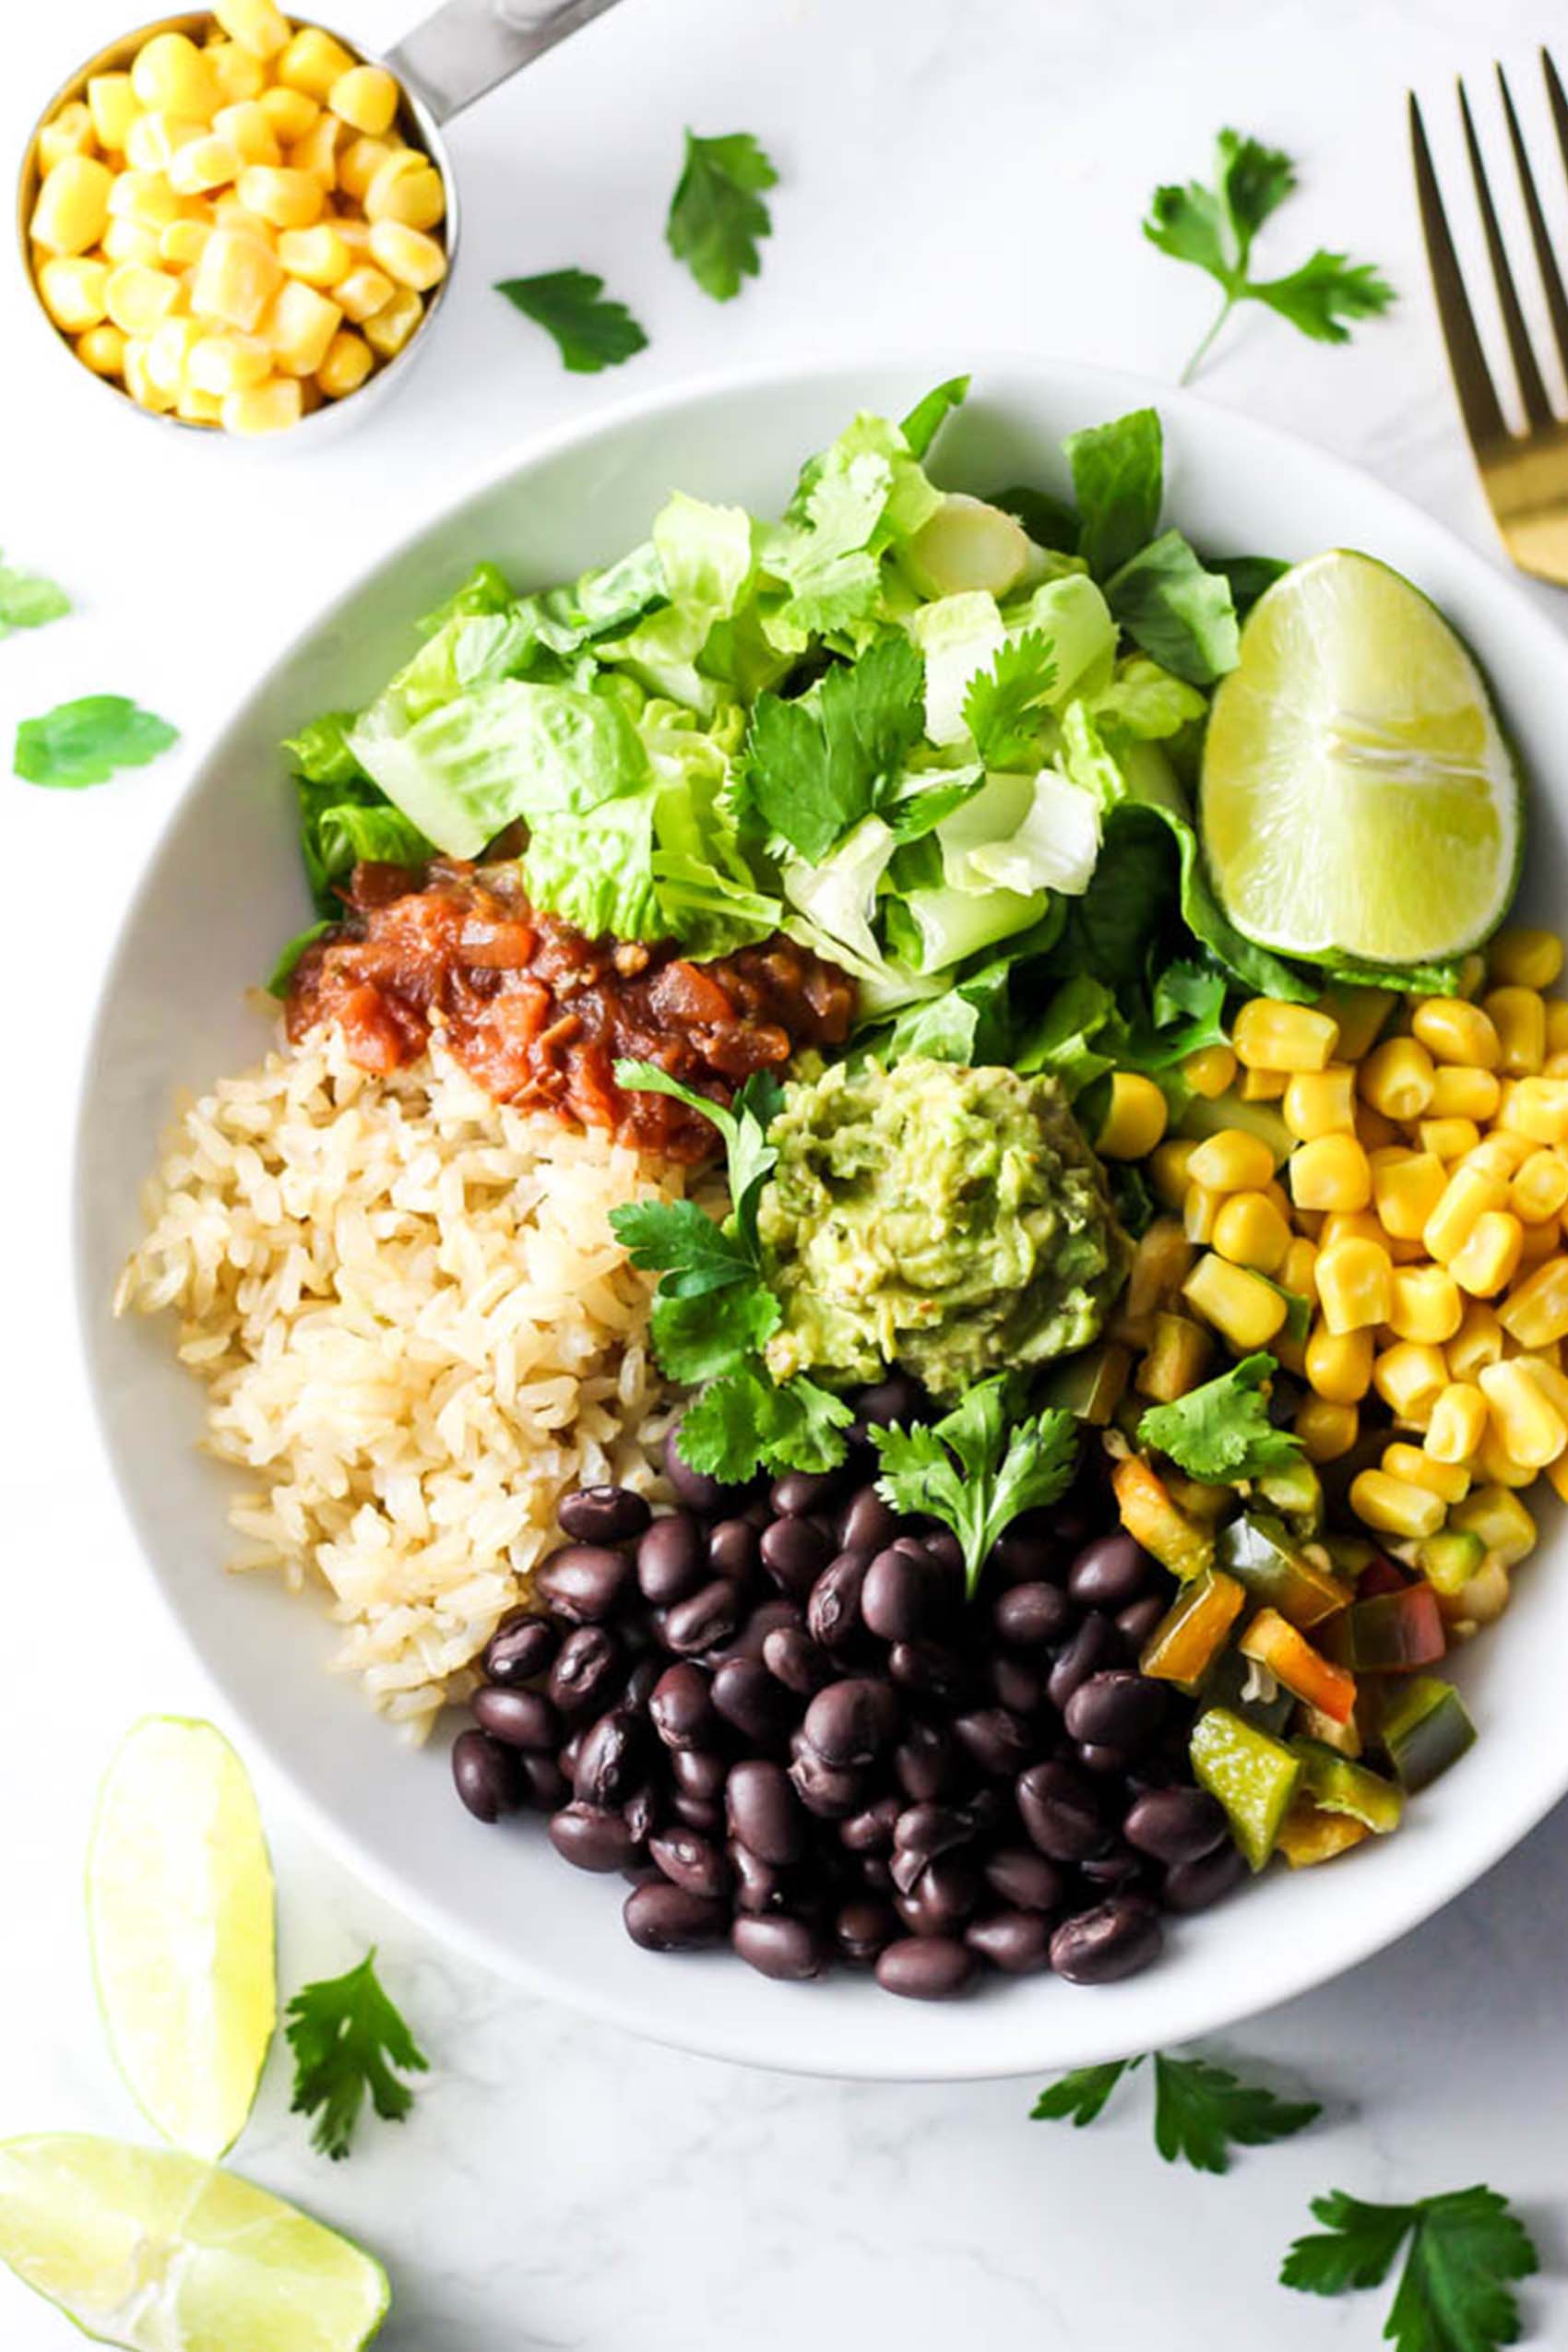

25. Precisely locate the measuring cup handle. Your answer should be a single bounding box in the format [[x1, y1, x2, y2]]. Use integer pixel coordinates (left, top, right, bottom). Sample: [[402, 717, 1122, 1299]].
[[386, 0, 628, 125]]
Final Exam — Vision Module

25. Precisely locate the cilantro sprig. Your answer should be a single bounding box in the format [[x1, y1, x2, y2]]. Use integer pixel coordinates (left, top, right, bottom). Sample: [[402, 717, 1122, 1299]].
[[1138, 1351, 1305, 1484], [1282, 2186, 1538, 2352], [1145, 128, 1395, 381], [495, 269, 648, 374], [666, 129, 778, 301], [962, 631, 1057, 769], [1033, 2050, 1320, 2174], [284, 1948, 429, 2161], [743, 633, 927, 861], [870, 1376, 1078, 1598]]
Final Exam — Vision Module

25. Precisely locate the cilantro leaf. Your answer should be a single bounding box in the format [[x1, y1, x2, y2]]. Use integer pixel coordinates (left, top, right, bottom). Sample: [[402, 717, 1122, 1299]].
[[14, 694, 178, 789], [0, 551, 70, 635], [871, 1377, 1079, 1596], [1152, 2054, 1319, 2175], [666, 129, 778, 302], [495, 269, 648, 373], [744, 634, 926, 860], [962, 631, 1058, 768], [612, 1061, 781, 1253], [650, 1280, 781, 1384], [610, 1199, 757, 1299], [1063, 408, 1164, 579], [1105, 529, 1240, 685], [1031, 2058, 1142, 2126], [1139, 1352, 1303, 1484], [677, 1365, 853, 1479], [284, 1948, 429, 2161], [1145, 127, 1395, 380], [899, 374, 970, 461], [1282, 2186, 1538, 2352]]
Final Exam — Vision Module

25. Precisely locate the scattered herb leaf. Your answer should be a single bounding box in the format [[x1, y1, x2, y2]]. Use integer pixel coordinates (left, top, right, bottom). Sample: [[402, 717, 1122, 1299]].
[[871, 1376, 1078, 1597], [1281, 2185, 1538, 2352], [666, 129, 778, 302], [495, 269, 648, 373], [1030, 2058, 1142, 2127], [0, 551, 71, 636], [14, 694, 177, 789], [285, 1948, 429, 2162], [1139, 1352, 1304, 1484], [1152, 2053, 1320, 2174]]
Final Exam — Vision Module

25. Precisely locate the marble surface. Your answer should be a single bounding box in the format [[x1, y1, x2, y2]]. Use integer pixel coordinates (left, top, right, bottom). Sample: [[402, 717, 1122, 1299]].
[[5, 0, 1568, 2342]]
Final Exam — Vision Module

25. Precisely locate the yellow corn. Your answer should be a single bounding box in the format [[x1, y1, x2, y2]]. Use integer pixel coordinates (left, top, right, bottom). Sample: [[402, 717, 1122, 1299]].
[[1497, 1253, 1568, 1348], [1547, 1000, 1568, 1058], [214, 0, 291, 58], [1417, 1116, 1480, 1164], [1314, 1238, 1394, 1336], [37, 255, 110, 330], [220, 374, 303, 433], [236, 164, 324, 229], [1318, 1209, 1386, 1253], [213, 100, 280, 167], [1372, 1340, 1449, 1422], [1289, 1133, 1372, 1212], [1368, 1148, 1444, 1243], [185, 328, 271, 394], [1452, 1483, 1538, 1564], [1448, 1210, 1523, 1299], [1296, 1396, 1360, 1462], [87, 73, 139, 153], [1181, 1253, 1289, 1351], [1482, 1356, 1568, 1467], [30, 154, 113, 255], [103, 261, 181, 335], [1359, 1035, 1435, 1121], [120, 334, 172, 410], [76, 321, 126, 374], [366, 219, 446, 291], [1283, 1065, 1357, 1140], [130, 32, 217, 121], [1239, 1067, 1288, 1102], [333, 262, 395, 323], [190, 225, 283, 330], [315, 327, 373, 398], [329, 65, 400, 137], [1388, 1262, 1464, 1345], [1517, 1217, 1561, 1268], [1410, 996, 1501, 1068], [1423, 1163, 1508, 1264], [1182, 1044, 1238, 1100], [277, 223, 352, 286], [364, 151, 445, 230], [207, 42, 267, 106], [264, 277, 342, 374], [258, 87, 319, 144], [289, 114, 344, 186], [279, 27, 360, 100], [1305, 1318, 1373, 1404], [174, 378, 222, 424], [1447, 1301, 1505, 1381], [1483, 986, 1547, 1076], [101, 218, 163, 267], [1182, 1183, 1220, 1245], [1094, 1074, 1167, 1161], [1185, 1127, 1275, 1194], [168, 133, 243, 196], [1428, 1064, 1501, 1122], [1232, 999, 1338, 1073], [1350, 1468, 1445, 1540], [336, 135, 395, 203], [1209, 1189, 1289, 1275], [1426, 1381, 1488, 1464], [1516, 1149, 1568, 1227], [1356, 1103, 1401, 1152], [1499, 1075, 1568, 1146], [362, 281, 422, 357], [1382, 1441, 1469, 1504], [160, 217, 211, 268], [143, 312, 199, 395], [1473, 1425, 1539, 1489], [1490, 927, 1564, 992], [1462, 1131, 1533, 1180]]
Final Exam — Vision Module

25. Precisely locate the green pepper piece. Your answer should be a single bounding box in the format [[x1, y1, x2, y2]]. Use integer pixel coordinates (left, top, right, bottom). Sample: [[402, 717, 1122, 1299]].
[[1320, 1584, 1446, 1672], [1253, 1457, 1324, 1532], [1215, 1513, 1352, 1629], [1293, 1739, 1404, 1834], [1190, 1706, 1304, 1871], [1200, 1645, 1297, 1737], [1139, 1569, 1245, 1690], [1380, 1676, 1477, 1791], [1413, 1527, 1486, 1598], [1320, 1531, 1378, 1580], [1040, 1342, 1133, 1427]]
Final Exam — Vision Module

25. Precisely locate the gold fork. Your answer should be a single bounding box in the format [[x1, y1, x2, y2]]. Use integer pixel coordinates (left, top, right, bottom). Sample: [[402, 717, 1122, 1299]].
[[1411, 53, 1568, 582]]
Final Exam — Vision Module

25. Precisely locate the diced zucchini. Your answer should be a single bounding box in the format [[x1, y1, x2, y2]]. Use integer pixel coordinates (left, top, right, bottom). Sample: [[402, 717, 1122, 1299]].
[[1277, 1800, 1372, 1868], [1190, 1706, 1303, 1871], [1293, 1740, 1404, 1833], [1041, 1342, 1133, 1427], [1216, 1514, 1352, 1629], [1239, 1609, 1357, 1723], [1177, 1088, 1292, 1167], [1320, 1585, 1446, 1673], [1380, 1676, 1478, 1791], [1112, 1455, 1214, 1579], [1139, 1568, 1245, 1689], [1413, 1527, 1487, 1598]]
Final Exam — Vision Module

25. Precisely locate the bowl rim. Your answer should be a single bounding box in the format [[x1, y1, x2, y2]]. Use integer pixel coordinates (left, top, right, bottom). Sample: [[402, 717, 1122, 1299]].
[[72, 345, 1568, 2079]]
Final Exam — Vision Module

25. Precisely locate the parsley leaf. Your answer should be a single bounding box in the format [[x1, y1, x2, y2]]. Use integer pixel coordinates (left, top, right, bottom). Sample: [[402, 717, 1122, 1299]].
[[14, 694, 178, 789], [962, 631, 1058, 768], [284, 1948, 429, 2161], [678, 1365, 854, 1479], [1031, 2059, 1142, 2126], [1138, 1351, 1304, 1484], [870, 1376, 1078, 1597], [1145, 127, 1395, 381], [666, 129, 778, 302], [1152, 2053, 1320, 2174], [495, 270, 648, 373], [0, 551, 70, 635], [1281, 2186, 1538, 2352], [744, 634, 926, 860], [1063, 407, 1164, 579]]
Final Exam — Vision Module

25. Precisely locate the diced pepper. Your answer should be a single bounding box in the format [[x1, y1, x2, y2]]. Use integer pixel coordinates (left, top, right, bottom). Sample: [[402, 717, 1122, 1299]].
[[1111, 1455, 1214, 1580], [1240, 1609, 1358, 1722], [1253, 1457, 1324, 1530], [1215, 1513, 1353, 1628], [1380, 1676, 1478, 1790], [1293, 1740, 1405, 1832], [1298, 1701, 1361, 1758], [1138, 1569, 1245, 1689], [1040, 1342, 1132, 1427], [1412, 1527, 1487, 1598], [1321, 1532, 1378, 1581], [1277, 1800, 1372, 1867], [1190, 1707, 1304, 1871], [1321, 1584, 1446, 1673], [1201, 1646, 1298, 1736]]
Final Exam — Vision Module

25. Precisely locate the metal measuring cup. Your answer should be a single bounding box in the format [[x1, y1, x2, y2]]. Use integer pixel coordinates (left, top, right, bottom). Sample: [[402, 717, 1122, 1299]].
[[16, 0, 626, 438]]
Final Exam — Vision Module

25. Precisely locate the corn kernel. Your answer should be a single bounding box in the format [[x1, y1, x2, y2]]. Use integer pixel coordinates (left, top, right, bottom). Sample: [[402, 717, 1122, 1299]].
[[1483, 986, 1547, 1076], [1473, 1425, 1538, 1487], [38, 101, 97, 172], [1426, 1381, 1488, 1464], [125, 113, 201, 172], [1423, 1163, 1508, 1264], [259, 87, 320, 143], [211, 192, 272, 237], [168, 133, 241, 196], [1479, 1358, 1568, 1468], [1296, 1396, 1359, 1462], [1359, 1035, 1435, 1121], [160, 217, 211, 267], [1282, 1235, 1318, 1296], [264, 277, 341, 374], [1549, 1453, 1568, 1504], [1446, 1301, 1504, 1382], [1232, 998, 1338, 1073], [1417, 1115, 1481, 1164], [108, 169, 183, 230], [278, 223, 351, 286], [143, 312, 200, 395], [1499, 1075, 1568, 1146], [30, 154, 113, 256], [103, 261, 181, 335], [1448, 1210, 1523, 1300], [87, 73, 138, 153], [1517, 1218, 1560, 1268], [1410, 995, 1501, 1069], [1383, 1441, 1469, 1504], [362, 283, 422, 357], [315, 326, 373, 398], [279, 26, 360, 100], [186, 329, 271, 394], [214, 0, 291, 57], [366, 218, 445, 291], [1515, 1349, 1568, 1420], [1463, 1132, 1532, 1181], [1547, 1052, 1568, 1079], [1490, 927, 1564, 992], [365, 152, 445, 232], [1388, 1262, 1464, 1345], [333, 266, 393, 329], [289, 114, 343, 186], [1368, 1147, 1444, 1243], [1498, 1253, 1568, 1348], [213, 101, 280, 167], [1289, 1133, 1372, 1213], [1350, 1467, 1445, 1540], [1283, 1064, 1356, 1141], [131, 32, 217, 122], [37, 255, 109, 330], [236, 164, 324, 229], [220, 373, 303, 433], [174, 378, 223, 424], [1315, 1238, 1394, 1335], [1548, 1000, 1568, 1059], [1318, 1209, 1386, 1253], [76, 320, 126, 374], [1182, 1253, 1288, 1351], [1516, 1148, 1568, 1225], [208, 41, 267, 105], [337, 135, 396, 202], [1096, 1074, 1168, 1161], [1429, 1065, 1501, 1122], [1148, 1138, 1196, 1213], [1185, 1128, 1274, 1194], [1372, 1340, 1449, 1422], [1355, 1103, 1400, 1152], [1182, 1044, 1238, 1100], [190, 226, 283, 330], [1182, 1183, 1220, 1245], [1451, 1484, 1537, 1563], [101, 218, 162, 267], [329, 64, 400, 137], [1211, 1189, 1291, 1275], [1305, 1318, 1373, 1404], [1239, 1066, 1287, 1100], [122, 333, 173, 410]]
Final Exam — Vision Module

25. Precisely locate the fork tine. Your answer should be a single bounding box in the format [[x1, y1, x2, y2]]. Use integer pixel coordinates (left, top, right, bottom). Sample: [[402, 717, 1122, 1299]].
[[1409, 92, 1509, 446], [1457, 76, 1553, 427], [1498, 63, 1568, 382]]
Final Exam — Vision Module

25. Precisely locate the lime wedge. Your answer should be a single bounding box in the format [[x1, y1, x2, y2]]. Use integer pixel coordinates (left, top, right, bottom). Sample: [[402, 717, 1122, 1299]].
[[87, 1717, 276, 2162], [1201, 550, 1521, 965], [0, 2135, 388, 2352]]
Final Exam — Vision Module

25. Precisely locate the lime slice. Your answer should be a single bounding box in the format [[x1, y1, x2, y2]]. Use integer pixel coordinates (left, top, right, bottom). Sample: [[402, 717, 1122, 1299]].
[[87, 1717, 276, 2162], [0, 2135, 388, 2352], [1201, 550, 1522, 965]]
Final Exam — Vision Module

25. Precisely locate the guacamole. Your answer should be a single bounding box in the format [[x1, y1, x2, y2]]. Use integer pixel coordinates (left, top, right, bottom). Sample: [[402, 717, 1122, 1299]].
[[757, 1057, 1128, 1403]]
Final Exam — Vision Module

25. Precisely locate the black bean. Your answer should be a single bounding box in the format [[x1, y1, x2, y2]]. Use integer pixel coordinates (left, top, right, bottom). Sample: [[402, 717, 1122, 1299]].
[[761, 1515, 833, 1598], [887, 1642, 968, 1704], [622, 1785, 658, 1846], [840, 1795, 902, 1856], [636, 1512, 705, 1607], [894, 1718, 957, 1803], [1065, 1670, 1166, 1755], [859, 1855, 894, 1893], [730, 1840, 790, 1913], [671, 1792, 723, 1834], [1123, 1787, 1229, 1867], [648, 1661, 717, 1752], [892, 1801, 976, 1871], [665, 1413, 752, 1513], [1050, 1896, 1163, 1985], [451, 1728, 522, 1822], [549, 1803, 640, 1872], [712, 1657, 794, 1746], [836, 1895, 897, 1965], [727, 1758, 805, 1865], [559, 1484, 652, 1545], [1067, 1531, 1156, 1611], [707, 1516, 760, 1582], [1075, 1742, 1133, 1777], [1047, 1614, 1126, 1713], [1016, 1761, 1109, 1862], [839, 1487, 898, 1555], [763, 1624, 832, 1697], [517, 1751, 569, 1812], [664, 1580, 742, 1657], [1080, 1842, 1150, 1892], [732, 1914, 826, 1980], [790, 1749, 868, 1820], [953, 1706, 1036, 1779], [1163, 1839, 1248, 1913], [875, 1936, 976, 2000], [649, 1827, 731, 1902], [983, 1846, 1064, 1914], [711, 1598, 802, 1666], [535, 1543, 634, 1625], [624, 1881, 728, 1951], [1116, 1595, 1168, 1650], [771, 1467, 848, 1516], [899, 1848, 980, 1928], [470, 1685, 560, 1752], [558, 1729, 583, 1781], [966, 1909, 1052, 1974], [922, 1527, 965, 1574], [671, 1746, 728, 1802], [803, 1678, 900, 1767], [547, 1625, 623, 1720], [622, 1657, 660, 1716], [982, 1652, 1043, 1716], [853, 1372, 928, 1434], [806, 1550, 871, 1647], [993, 1581, 1073, 1650], [573, 1710, 643, 1808], [481, 1611, 558, 1686], [987, 1528, 1063, 1587], [861, 1545, 956, 1644]]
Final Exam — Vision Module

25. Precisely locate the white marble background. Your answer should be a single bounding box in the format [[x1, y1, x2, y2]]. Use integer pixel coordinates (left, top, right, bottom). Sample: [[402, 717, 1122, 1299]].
[[5, 0, 1568, 2342]]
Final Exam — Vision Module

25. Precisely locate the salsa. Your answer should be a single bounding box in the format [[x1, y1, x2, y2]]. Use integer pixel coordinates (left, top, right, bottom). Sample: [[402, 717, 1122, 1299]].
[[286, 860, 856, 1162]]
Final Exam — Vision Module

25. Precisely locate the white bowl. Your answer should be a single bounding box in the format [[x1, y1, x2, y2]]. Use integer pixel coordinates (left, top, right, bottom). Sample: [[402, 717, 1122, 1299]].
[[75, 354, 1568, 2080]]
